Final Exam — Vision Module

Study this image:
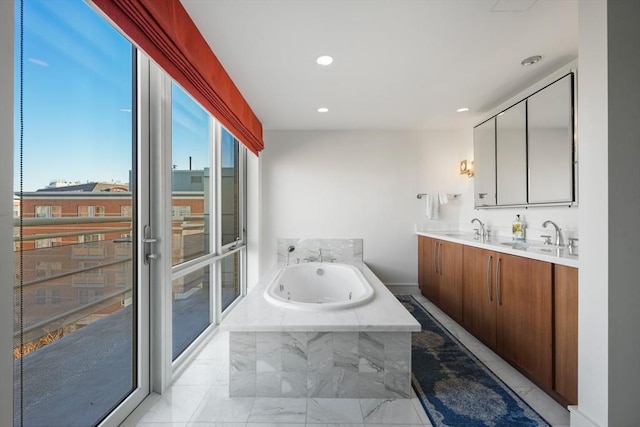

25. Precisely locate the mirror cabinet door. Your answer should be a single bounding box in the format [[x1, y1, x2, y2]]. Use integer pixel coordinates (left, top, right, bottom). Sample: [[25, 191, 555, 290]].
[[474, 118, 497, 207], [527, 74, 575, 204], [496, 101, 527, 205]]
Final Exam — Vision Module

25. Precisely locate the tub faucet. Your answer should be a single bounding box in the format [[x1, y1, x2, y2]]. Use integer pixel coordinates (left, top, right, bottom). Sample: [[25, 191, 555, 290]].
[[542, 220, 564, 246], [286, 245, 295, 266], [471, 218, 485, 239]]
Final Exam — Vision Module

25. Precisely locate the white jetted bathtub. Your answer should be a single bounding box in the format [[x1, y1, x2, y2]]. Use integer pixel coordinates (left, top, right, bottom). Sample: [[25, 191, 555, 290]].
[[264, 262, 375, 310]]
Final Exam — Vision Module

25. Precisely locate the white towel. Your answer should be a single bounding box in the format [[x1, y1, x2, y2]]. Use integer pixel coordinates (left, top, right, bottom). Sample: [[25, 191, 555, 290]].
[[438, 193, 449, 205], [425, 194, 439, 220]]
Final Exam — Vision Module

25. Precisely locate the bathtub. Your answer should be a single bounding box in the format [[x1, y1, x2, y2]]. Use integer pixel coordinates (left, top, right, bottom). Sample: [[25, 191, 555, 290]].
[[264, 262, 375, 310]]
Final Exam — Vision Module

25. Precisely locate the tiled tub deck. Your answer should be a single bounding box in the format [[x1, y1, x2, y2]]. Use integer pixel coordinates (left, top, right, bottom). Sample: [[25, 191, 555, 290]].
[[221, 263, 420, 399]]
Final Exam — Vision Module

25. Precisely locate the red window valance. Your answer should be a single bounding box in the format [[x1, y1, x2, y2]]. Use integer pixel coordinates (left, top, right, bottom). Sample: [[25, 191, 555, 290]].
[[91, 0, 263, 155]]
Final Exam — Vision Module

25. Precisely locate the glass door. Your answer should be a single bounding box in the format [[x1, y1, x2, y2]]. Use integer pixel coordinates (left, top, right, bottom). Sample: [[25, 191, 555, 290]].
[[13, 1, 150, 425]]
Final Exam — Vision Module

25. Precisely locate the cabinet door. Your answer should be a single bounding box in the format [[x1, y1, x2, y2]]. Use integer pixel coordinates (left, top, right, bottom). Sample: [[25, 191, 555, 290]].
[[438, 240, 463, 323], [462, 246, 497, 348], [420, 237, 439, 303], [496, 101, 527, 205], [418, 236, 426, 293], [496, 253, 553, 389], [554, 265, 578, 405], [474, 118, 497, 206]]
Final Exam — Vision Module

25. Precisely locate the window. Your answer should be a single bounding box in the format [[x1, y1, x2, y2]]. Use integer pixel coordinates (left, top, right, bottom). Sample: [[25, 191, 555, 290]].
[[120, 205, 132, 217], [12, 0, 137, 425], [170, 82, 212, 360], [35, 238, 62, 248], [171, 83, 210, 266], [35, 261, 62, 278], [77, 206, 105, 217], [221, 129, 241, 246], [171, 205, 191, 220], [35, 289, 61, 305], [77, 234, 105, 243], [35, 205, 61, 218]]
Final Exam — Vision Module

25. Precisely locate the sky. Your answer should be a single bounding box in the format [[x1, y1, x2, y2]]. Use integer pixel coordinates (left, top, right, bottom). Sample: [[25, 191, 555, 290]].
[[14, 0, 235, 192]]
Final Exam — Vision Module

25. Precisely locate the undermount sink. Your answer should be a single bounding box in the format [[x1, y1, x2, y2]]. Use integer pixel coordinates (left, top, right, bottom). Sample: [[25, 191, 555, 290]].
[[500, 241, 532, 249], [501, 241, 564, 252]]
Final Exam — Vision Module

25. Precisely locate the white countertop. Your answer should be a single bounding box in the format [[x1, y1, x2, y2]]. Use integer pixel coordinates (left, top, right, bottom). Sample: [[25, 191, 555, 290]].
[[221, 263, 421, 333], [416, 230, 579, 268]]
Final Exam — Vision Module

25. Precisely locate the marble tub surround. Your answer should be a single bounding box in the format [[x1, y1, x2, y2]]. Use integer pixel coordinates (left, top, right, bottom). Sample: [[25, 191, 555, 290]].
[[229, 330, 412, 398], [277, 238, 363, 269], [222, 260, 419, 398]]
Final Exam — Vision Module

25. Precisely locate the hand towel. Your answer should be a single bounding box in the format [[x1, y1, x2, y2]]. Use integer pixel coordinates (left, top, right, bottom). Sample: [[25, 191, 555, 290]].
[[438, 193, 449, 205], [425, 194, 439, 220]]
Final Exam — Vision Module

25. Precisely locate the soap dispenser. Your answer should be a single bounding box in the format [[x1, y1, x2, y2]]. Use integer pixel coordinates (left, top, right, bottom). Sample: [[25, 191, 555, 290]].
[[512, 214, 525, 241]]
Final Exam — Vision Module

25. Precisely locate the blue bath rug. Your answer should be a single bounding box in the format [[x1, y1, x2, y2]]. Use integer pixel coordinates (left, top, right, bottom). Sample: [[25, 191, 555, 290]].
[[398, 295, 551, 427]]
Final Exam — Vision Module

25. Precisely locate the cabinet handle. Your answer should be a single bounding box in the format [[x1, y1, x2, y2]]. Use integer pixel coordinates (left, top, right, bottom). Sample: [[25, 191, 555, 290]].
[[486, 255, 493, 301], [438, 243, 443, 276], [433, 241, 438, 275], [496, 257, 502, 306]]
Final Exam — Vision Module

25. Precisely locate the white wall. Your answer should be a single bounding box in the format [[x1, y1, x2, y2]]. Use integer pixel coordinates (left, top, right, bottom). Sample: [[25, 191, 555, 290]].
[[604, 1, 640, 425], [246, 151, 261, 291], [574, 2, 609, 425], [260, 130, 468, 287]]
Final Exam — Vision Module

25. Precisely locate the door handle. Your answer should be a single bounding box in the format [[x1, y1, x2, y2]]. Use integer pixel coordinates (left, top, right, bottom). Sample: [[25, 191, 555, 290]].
[[143, 225, 159, 264], [433, 241, 438, 275], [486, 255, 493, 301], [496, 257, 502, 306]]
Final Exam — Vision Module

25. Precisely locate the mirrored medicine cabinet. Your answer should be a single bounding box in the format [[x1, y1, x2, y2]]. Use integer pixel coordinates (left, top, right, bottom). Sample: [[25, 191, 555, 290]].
[[473, 72, 576, 208]]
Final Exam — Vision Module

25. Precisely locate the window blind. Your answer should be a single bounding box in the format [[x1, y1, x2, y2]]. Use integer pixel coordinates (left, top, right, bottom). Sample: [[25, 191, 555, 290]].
[[91, 0, 264, 155]]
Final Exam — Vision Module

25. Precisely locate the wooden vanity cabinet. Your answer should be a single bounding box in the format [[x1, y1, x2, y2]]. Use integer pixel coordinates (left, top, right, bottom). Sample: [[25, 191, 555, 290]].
[[418, 236, 438, 302], [554, 265, 578, 405], [496, 252, 553, 390], [418, 236, 463, 323], [462, 245, 553, 390], [462, 246, 497, 347]]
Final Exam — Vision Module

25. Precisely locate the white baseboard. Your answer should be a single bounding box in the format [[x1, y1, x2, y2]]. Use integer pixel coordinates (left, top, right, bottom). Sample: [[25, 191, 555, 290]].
[[384, 283, 420, 295], [569, 406, 602, 427]]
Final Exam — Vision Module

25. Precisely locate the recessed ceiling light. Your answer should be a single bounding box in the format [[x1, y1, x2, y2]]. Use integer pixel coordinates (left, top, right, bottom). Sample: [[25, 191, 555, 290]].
[[456, 107, 470, 113], [521, 55, 542, 66], [317, 107, 329, 113], [316, 55, 333, 66]]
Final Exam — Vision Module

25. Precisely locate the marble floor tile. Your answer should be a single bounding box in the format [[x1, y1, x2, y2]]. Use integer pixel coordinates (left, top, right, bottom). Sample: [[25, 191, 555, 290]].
[[127, 294, 569, 427], [189, 386, 255, 423], [174, 359, 228, 386], [305, 424, 364, 427], [244, 423, 306, 427], [136, 423, 187, 427], [306, 398, 364, 424], [519, 387, 571, 426], [359, 398, 424, 425], [247, 397, 307, 423], [138, 386, 211, 423]]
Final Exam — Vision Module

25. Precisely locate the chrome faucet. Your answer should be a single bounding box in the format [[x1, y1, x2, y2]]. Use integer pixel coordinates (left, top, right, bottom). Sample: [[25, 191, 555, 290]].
[[542, 220, 564, 247], [471, 218, 485, 239], [285, 245, 295, 266], [318, 248, 323, 263]]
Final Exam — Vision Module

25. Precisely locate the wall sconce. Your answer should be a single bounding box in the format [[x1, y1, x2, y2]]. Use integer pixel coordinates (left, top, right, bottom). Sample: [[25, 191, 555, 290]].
[[460, 160, 474, 177]]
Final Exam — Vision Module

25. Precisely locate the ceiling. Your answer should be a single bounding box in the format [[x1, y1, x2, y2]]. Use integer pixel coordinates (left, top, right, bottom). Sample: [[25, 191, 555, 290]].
[[180, 0, 578, 131]]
